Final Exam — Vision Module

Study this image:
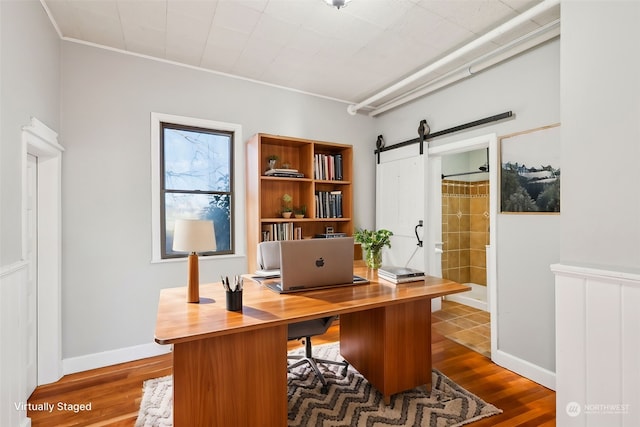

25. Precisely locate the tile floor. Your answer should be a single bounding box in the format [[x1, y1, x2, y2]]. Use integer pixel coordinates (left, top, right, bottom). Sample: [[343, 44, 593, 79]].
[[433, 299, 491, 358]]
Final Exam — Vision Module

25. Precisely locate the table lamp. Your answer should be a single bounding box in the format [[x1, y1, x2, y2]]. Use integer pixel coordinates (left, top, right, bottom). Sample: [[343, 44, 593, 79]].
[[172, 219, 216, 303]]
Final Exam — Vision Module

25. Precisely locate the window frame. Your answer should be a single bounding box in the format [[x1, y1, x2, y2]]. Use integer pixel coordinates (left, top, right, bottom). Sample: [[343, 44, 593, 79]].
[[151, 112, 244, 263]]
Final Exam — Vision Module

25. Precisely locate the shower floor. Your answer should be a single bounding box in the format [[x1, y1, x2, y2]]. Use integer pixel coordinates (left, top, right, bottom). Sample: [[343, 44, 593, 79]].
[[432, 300, 491, 358]]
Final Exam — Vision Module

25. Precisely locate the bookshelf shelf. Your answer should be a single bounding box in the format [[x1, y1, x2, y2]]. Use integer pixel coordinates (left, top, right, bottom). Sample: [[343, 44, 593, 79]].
[[246, 133, 353, 272]]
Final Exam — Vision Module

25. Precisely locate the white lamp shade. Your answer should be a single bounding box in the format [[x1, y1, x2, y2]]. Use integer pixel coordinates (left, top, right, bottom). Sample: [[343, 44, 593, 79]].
[[172, 219, 217, 253]]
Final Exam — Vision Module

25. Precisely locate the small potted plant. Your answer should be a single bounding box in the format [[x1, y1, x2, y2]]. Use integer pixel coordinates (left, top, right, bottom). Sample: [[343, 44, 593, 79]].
[[281, 194, 293, 218], [353, 228, 393, 269], [267, 154, 278, 170], [293, 205, 306, 219]]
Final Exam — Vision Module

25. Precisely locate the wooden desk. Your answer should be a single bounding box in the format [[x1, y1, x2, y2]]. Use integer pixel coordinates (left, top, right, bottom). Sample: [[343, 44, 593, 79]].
[[155, 265, 468, 426]]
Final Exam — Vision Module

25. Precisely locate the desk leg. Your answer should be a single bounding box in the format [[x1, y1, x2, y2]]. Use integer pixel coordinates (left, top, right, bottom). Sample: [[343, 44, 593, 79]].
[[340, 300, 431, 403], [172, 325, 287, 427]]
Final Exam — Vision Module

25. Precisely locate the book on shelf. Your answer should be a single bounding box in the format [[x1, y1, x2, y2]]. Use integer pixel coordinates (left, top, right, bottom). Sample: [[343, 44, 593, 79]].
[[262, 223, 303, 241], [315, 190, 343, 218], [264, 168, 304, 178], [314, 232, 347, 239], [314, 153, 344, 181]]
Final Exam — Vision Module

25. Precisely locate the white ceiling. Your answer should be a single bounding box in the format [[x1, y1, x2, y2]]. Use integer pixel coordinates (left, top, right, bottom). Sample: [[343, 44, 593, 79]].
[[42, 0, 559, 111]]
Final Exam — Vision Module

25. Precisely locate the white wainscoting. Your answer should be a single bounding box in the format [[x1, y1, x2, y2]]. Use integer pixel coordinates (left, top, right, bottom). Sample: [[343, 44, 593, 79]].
[[0, 261, 31, 427], [553, 263, 640, 427]]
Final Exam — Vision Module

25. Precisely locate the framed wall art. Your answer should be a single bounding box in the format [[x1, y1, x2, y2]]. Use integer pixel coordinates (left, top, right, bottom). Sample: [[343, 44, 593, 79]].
[[500, 123, 560, 213]]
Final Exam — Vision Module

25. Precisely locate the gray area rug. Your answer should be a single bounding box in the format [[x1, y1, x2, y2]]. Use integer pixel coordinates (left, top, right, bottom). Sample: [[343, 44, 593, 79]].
[[136, 343, 501, 427]]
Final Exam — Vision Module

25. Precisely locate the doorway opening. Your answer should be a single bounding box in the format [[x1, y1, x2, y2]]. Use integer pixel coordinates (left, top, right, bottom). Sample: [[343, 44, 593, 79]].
[[427, 134, 497, 359], [441, 148, 490, 311], [22, 118, 64, 386]]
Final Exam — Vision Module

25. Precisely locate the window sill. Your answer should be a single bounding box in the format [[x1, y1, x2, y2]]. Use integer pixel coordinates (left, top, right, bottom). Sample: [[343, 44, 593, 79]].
[[150, 253, 245, 265]]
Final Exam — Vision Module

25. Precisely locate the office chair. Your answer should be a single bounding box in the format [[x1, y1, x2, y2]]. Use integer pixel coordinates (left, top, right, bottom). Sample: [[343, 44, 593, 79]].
[[256, 241, 349, 390], [287, 315, 349, 390]]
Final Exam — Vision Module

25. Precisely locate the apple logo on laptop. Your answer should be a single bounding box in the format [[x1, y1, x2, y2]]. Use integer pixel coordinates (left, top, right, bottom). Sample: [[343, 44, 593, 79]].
[[315, 257, 325, 268]]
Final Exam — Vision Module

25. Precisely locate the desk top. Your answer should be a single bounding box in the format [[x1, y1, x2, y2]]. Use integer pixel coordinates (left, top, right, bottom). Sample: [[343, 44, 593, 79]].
[[155, 264, 469, 345]]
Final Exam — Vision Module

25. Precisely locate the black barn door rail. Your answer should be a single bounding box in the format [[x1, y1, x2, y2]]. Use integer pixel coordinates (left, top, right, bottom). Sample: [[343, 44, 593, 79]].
[[374, 111, 513, 164]]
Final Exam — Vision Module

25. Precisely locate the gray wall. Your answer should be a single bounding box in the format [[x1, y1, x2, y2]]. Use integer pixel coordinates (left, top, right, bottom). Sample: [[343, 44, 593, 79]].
[[560, 1, 640, 271], [374, 39, 560, 373], [0, 0, 60, 266], [13, 0, 638, 383], [60, 42, 376, 358], [0, 2, 60, 424]]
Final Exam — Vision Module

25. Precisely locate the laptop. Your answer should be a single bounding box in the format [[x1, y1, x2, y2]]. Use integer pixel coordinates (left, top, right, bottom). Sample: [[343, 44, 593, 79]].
[[266, 237, 368, 293]]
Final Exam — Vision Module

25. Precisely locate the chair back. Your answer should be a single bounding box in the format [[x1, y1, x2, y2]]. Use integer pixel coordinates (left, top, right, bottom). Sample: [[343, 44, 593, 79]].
[[257, 241, 281, 270]]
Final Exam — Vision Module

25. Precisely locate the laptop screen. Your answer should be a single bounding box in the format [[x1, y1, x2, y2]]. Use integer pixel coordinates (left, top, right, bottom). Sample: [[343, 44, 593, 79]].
[[276, 237, 355, 293]]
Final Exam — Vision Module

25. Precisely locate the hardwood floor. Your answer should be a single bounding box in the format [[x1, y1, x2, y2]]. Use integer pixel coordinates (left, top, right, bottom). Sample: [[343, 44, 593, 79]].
[[28, 326, 555, 426]]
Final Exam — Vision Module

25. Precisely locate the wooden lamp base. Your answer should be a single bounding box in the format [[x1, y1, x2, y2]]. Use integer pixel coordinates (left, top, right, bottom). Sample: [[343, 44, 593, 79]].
[[187, 252, 200, 303]]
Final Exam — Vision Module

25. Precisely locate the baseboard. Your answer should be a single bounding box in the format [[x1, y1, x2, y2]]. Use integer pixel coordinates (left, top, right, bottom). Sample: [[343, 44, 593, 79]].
[[492, 349, 556, 391], [62, 342, 171, 375]]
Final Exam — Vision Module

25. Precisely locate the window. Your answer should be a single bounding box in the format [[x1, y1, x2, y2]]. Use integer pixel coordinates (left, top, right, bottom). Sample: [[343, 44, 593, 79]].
[[151, 113, 242, 261]]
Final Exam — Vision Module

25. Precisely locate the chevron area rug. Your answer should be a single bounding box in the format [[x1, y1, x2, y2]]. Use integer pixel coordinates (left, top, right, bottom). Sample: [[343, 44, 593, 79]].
[[135, 343, 501, 427]]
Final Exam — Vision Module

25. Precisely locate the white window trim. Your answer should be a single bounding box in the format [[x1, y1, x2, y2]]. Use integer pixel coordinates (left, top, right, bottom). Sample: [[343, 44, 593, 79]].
[[150, 112, 245, 263]]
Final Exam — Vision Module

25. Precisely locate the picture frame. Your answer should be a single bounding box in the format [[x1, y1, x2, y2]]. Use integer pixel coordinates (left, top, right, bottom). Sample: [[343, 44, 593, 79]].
[[500, 123, 561, 214]]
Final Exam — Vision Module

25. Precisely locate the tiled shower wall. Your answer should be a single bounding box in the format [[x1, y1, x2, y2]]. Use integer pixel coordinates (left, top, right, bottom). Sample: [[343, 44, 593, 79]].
[[442, 180, 490, 285]]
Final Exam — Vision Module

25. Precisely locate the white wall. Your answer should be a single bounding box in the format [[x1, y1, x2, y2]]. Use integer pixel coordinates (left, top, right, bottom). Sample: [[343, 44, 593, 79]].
[[373, 39, 560, 381], [556, 1, 640, 425], [560, 1, 640, 269], [0, 1, 60, 425], [59, 42, 376, 364]]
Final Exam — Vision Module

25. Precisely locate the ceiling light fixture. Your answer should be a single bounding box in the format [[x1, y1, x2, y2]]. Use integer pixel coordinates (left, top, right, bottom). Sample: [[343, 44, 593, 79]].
[[324, 0, 352, 9]]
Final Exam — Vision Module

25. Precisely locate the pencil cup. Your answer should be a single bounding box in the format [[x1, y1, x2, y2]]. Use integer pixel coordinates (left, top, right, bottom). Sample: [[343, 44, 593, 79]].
[[226, 290, 242, 312]]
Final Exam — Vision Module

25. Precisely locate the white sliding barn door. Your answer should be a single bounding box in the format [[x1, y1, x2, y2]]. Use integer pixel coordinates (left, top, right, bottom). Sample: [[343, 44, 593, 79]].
[[375, 147, 425, 272]]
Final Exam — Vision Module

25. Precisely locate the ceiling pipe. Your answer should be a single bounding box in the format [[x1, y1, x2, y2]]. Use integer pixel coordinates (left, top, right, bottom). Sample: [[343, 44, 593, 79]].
[[346, 0, 560, 115], [369, 19, 560, 116]]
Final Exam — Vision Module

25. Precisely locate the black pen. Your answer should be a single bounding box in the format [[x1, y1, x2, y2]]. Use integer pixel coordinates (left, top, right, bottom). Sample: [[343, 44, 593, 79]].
[[221, 275, 230, 292]]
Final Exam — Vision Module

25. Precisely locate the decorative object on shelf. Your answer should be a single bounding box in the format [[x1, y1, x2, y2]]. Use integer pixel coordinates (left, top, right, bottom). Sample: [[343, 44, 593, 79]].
[[281, 193, 293, 218], [267, 154, 278, 170], [294, 205, 306, 219], [354, 228, 393, 270], [172, 219, 216, 303]]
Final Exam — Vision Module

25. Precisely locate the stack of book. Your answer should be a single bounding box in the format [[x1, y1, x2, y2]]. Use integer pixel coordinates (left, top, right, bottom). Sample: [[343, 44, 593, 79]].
[[261, 223, 303, 241], [314, 153, 343, 180], [378, 266, 425, 284], [314, 232, 347, 238], [315, 190, 343, 218], [265, 168, 304, 178]]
